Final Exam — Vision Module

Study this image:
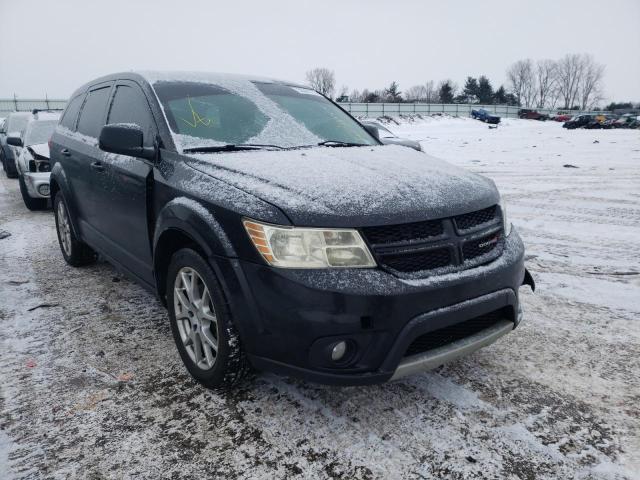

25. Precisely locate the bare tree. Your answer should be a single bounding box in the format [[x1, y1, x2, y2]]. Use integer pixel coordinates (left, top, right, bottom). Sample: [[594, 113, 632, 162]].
[[579, 55, 605, 109], [405, 85, 427, 102], [535, 59, 557, 108], [404, 81, 438, 103], [556, 54, 584, 109], [305, 68, 336, 99], [424, 80, 438, 103], [506, 59, 536, 107]]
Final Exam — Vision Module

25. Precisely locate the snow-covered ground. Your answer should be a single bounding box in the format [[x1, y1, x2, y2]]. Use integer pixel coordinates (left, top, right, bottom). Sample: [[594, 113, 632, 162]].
[[1, 117, 639, 479]]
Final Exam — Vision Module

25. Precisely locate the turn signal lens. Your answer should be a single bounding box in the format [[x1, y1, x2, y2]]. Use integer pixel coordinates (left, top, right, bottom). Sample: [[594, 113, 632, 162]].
[[243, 219, 376, 269]]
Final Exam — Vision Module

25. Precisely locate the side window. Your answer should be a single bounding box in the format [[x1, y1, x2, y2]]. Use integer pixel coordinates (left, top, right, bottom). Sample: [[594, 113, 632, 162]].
[[107, 85, 156, 146], [77, 86, 111, 138], [60, 94, 85, 130]]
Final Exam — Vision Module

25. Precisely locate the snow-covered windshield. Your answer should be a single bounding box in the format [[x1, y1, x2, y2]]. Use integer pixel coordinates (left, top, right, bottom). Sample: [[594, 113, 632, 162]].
[[24, 120, 58, 146], [153, 80, 377, 150]]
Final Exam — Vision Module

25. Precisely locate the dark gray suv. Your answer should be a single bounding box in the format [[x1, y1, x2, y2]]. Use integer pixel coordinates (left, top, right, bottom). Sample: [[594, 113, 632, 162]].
[[50, 71, 534, 389]]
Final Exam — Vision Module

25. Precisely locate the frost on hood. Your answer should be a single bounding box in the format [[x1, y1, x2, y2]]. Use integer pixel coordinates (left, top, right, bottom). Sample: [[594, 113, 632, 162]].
[[140, 71, 321, 151], [185, 144, 499, 226]]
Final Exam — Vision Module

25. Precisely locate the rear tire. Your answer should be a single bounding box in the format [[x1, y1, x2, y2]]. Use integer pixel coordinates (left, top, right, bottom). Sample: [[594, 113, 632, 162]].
[[2, 153, 18, 179], [19, 176, 48, 211], [167, 248, 249, 390], [53, 192, 97, 267]]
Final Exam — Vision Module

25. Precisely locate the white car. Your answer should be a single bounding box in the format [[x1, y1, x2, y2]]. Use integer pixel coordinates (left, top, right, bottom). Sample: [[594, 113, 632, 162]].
[[8, 111, 60, 210]]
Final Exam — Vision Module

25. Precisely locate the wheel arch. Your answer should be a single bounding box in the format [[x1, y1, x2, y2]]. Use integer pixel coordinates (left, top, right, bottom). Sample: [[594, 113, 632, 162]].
[[153, 198, 237, 305], [50, 164, 82, 238]]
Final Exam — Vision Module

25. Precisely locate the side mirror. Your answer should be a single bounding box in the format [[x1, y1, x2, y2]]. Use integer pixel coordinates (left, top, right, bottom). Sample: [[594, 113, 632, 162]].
[[7, 135, 23, 147], [99, 123, 155, 160], [363, 124, 380, 141]]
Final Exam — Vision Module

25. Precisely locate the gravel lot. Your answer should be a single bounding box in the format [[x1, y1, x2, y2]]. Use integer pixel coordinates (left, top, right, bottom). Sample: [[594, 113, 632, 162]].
[[1, 118, 639, 479]]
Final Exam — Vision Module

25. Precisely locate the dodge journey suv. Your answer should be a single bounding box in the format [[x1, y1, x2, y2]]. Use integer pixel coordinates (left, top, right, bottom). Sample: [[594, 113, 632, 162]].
[[50, 71, 534, 388]]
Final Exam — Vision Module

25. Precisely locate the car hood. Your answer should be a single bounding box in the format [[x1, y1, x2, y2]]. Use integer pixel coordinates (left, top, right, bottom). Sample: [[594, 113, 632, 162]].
[[26, 143, 49, 159], [184, 145, 500, 227]]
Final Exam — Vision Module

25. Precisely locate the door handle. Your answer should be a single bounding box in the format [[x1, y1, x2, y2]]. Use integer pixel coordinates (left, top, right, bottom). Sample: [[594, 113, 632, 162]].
[[60, 148, 71, 157], [91, 161, 105, 172]]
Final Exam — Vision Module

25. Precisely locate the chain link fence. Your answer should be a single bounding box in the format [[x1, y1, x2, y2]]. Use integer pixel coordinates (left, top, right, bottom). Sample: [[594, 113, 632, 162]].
[[0, 98, 67, 118], [339, 102, 607, 118]]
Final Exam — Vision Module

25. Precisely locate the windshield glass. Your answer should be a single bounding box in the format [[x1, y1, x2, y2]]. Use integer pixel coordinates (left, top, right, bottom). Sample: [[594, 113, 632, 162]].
[[7, 114, 29, 136], [153, 80, 377, 150], [24, 120, 58, 146]]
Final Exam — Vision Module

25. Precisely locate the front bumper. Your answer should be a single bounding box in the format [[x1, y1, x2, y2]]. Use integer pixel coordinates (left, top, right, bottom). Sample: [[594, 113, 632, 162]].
[[22, 172, 51, 198], [211, 230, 529, 385]]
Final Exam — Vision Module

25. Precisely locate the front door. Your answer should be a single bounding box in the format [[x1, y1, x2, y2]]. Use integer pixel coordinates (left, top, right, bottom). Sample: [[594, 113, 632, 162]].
[[91, 80, 158, 285]]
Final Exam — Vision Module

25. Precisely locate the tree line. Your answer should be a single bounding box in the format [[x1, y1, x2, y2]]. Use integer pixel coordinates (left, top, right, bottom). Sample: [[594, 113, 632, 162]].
[[305, 55, 632, 110]]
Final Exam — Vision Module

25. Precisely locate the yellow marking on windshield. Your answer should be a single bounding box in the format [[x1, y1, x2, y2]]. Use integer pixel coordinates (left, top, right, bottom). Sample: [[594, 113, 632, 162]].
[[179, 96, 214, 128]]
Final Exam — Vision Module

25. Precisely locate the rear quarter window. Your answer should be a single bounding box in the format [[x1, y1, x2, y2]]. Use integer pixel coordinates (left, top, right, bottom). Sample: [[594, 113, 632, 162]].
[[60, 95, 85, 130], [77, 86, 111, 138]]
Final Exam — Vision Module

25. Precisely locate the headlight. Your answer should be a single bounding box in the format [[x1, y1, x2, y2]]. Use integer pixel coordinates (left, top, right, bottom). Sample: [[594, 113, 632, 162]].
[[500, 198, 512, 236], [243, 220, 376, 268]]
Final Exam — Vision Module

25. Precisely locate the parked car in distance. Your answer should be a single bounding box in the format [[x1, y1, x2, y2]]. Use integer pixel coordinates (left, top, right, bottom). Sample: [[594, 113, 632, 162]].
[[518, 109, 548, 121], [471, 108, 501, 124], [1, 111, 31, 178], [613, 114, 639, 129], [552, 113, 573, 122], [50, 71, 533, 389], [10, 111, 60, 210], [360, 121, 422, 151], [563, 115, 594, 129]]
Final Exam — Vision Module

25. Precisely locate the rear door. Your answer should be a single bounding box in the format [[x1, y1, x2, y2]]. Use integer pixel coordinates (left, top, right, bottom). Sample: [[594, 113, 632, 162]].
[[90, 80, 157, 284], [69, 83, 113, 241]]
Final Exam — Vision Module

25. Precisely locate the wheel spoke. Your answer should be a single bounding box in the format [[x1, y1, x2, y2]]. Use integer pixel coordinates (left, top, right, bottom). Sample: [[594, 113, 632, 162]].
[[201, 334, 215, 366], [201, 325, 218, 353], [192, 331, 204, 364], [175, 289, 191, 311]]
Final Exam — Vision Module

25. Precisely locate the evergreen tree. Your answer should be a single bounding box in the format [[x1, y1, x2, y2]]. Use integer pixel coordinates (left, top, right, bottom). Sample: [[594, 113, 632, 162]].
[[439, 81, 455, 103], [462, 77, 480, 103], [477, 76, 494, 104], [384, 81, 402, 102], [493, 85, 507, 104]]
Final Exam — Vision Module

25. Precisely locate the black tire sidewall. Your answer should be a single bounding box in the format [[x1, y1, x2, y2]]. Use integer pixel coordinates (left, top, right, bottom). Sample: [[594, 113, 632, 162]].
[[166, 248, 245, 389], [53, 192, 95, 266], [19, 175, 48, 210]]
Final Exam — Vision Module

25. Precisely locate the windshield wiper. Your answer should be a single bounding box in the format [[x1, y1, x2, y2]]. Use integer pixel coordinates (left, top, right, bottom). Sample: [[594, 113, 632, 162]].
[[317, 140, 369, 147], [183, 143, 285, 153]]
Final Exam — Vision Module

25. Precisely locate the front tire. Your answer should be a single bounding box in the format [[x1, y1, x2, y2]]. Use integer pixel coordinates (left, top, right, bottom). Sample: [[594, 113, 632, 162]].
[[53, 192, 97, 266], [167, 248, 249, 390], [19, 176, 48, 210]]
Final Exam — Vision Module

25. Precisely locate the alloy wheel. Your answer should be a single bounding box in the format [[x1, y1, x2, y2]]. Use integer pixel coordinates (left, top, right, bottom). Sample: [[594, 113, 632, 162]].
[[57, 201, 72, 257], [173, 267, 219, 370]]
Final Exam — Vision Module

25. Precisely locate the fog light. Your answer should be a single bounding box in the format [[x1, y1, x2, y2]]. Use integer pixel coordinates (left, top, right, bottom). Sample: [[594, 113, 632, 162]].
[[331, 341, 347, 361], [38, 184, 50, 197]]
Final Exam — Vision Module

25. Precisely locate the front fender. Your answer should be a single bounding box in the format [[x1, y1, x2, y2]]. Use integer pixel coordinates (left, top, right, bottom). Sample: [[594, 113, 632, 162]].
[[153, 197, 237, 259]]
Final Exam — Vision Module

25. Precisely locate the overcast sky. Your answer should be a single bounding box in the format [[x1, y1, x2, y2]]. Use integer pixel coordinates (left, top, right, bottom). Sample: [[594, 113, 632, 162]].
[[1, 0, 638, 102]]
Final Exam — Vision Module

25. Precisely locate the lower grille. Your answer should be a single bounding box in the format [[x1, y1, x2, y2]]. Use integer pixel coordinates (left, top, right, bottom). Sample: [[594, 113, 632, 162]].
[[404, 309, 507, 357], [378, 248, 451, 273]]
